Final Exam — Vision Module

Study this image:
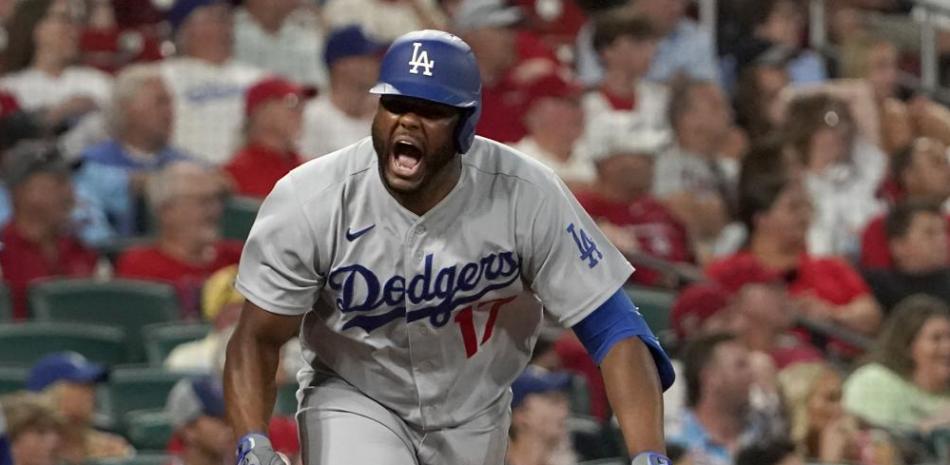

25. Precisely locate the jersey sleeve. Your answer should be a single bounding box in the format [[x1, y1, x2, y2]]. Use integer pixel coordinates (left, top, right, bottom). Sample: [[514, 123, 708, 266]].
[[235, 175, 325, 316], [520, 177, 634, 327]]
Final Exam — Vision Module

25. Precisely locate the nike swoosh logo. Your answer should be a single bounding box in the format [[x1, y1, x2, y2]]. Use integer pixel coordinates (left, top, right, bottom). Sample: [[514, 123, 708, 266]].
[[345, 224, 375, 241]]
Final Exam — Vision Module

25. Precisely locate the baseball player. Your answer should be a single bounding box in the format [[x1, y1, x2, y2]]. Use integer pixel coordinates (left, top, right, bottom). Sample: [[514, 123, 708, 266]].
[[224, 30, 675, 465]]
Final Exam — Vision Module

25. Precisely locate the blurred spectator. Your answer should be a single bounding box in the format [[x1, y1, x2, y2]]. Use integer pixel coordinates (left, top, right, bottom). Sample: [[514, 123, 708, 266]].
[[116, 162, 241, 316], [166, 265, 242, 372], [711, 260, 824, 369], [0, 405, 9, 465], [632, 0, 718, 83], [0, 0, 112, 114], [582, 9, 667, 131], [863, 201, 950, 313], [843, 295, 950, 434], [511, 71, 592, 188], [779, 362, 900, 464], [165, 377, 233, 465], [575, 114, 691, 286], [224, 77, 309, 199], [784, 94, 886, 256], [299, 25, 383, 159], [455, 0, 555, 143], [77, 0, 165, 74], [74, 63, 190, 244], [161, 0, 265, 166], [668, 333, 757, 465], [861, 138, 950, 269], [233, 0, 326, 88], [325, 0, 446, 42], [733, 41, 794, 140], [707, 145, 882, 341], [742, 0, 827, 85], [0, 142, 97, 320], [0, 391, 64, 465], [27, 352, 132, 463], [734, 439, 802, 465], [505, 366, 576, 465], [655, 79, 737, 262], [671, 284, 737, 344]]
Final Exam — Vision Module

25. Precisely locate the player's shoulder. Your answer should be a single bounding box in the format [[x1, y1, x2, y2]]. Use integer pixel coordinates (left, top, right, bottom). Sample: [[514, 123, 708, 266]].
[[279, 136, 375, 200], [463, 136, 566, 195]]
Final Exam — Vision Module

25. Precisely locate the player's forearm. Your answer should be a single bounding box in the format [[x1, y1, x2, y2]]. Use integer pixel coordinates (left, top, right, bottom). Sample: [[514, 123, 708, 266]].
[[600, 337, 666, 456], [224, 329, 283, 436]]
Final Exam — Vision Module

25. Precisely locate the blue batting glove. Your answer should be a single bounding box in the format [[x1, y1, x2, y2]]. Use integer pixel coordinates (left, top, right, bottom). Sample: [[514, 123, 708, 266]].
[[236, 433, 288, 465], [631, 452, 672, 465]]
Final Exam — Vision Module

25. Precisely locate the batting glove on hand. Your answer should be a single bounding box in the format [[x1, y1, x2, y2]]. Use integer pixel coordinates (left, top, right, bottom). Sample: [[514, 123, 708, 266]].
[[630, 452, 672, 465], [236, 433, 288, 465]]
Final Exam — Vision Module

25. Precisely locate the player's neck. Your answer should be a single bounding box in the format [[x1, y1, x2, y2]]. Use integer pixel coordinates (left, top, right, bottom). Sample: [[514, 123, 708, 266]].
[[389, 158, 462, 216]]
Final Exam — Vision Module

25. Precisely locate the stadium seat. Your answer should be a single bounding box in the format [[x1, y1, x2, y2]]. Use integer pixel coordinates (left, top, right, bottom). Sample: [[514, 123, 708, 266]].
[[274, 382, 298, 416], [0, 283, 11, 322], [625, 286, 675, 336], [84, 453, 174, 465], [220, 195, 261, 241], [107, 366, 194, 422], [124, 409, 174, 452], [568, 374, 591, 417], [29, 279, 179, 362], [143, 322, 212, 366], [0, 366, 28, 395], [0, 322, 127, 366]]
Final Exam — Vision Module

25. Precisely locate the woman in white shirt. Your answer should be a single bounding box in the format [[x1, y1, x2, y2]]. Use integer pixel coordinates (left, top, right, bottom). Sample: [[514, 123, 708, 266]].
[[1, 0, 112, 115]]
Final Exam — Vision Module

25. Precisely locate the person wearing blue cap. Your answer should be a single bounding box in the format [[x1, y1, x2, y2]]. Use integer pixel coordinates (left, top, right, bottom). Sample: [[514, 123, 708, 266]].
[[166, 377, 235, 465], [506, 367, 576, 465], [161, 0, 265, 166], [299, 25, 385, 160], [27, 352, 131, 464]]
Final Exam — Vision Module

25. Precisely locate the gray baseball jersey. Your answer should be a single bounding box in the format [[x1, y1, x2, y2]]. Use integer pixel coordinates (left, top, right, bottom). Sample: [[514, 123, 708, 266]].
[[236, 135, 633, 430]]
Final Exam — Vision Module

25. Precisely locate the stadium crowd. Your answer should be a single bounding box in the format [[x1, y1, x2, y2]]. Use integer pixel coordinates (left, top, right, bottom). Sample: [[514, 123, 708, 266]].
[[0, 0, 949, 464]]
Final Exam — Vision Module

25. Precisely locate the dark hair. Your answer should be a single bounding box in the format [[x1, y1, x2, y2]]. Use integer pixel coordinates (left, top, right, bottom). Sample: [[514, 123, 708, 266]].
[[3, 0, 56, 73], [667, 77, 719, 131], [783, 94, 854, 167], [735, 438, 798, 465], [737, 137, 794, 232], [885, 200, 943, 242], [742, 0, 795, 29], [682, 332, 736, 408], [592, 9, 657, 53], [733, 66, 779, 140], [870, 294, 950, 379]]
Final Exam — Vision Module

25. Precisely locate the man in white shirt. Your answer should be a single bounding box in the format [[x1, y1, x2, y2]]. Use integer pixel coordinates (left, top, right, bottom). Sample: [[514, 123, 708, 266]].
[[232, 0, 326, 89], [299, 25, 384, 159], [162, 0, 266, 166], [510, 70, 594, 189]]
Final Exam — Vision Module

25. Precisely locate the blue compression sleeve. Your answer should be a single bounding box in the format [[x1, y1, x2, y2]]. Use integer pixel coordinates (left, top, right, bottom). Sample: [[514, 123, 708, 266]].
[[572, 288, 676, 390]]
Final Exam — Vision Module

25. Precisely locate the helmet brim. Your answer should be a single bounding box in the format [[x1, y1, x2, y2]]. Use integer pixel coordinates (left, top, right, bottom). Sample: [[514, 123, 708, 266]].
[[370, 80, 479, 110]]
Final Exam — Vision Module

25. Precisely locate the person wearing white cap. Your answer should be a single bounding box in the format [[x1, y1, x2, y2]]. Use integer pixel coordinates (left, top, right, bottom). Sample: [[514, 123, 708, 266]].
[[576, 114, 693, 287]]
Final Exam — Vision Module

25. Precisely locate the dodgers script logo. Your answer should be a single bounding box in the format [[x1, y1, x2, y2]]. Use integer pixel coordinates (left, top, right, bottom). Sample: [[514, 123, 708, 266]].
[[408, 42, 435, 76], [327, 251, 521, 332]]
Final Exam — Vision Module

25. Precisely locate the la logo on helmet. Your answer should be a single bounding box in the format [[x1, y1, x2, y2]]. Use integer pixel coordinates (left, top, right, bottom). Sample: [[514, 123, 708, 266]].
[[408, 42, 435, 76]]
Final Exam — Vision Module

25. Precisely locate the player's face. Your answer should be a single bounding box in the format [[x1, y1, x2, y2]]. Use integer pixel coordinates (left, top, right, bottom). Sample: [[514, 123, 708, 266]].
[[372, 95, 461, 196]]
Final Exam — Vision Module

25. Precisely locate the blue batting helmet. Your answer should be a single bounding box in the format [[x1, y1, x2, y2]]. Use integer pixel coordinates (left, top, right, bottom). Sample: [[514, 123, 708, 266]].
[[370, 30, 482, 154]]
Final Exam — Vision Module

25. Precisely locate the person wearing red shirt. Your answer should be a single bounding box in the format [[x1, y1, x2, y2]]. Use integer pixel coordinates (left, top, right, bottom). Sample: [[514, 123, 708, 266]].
[[224, 77, 311, 199], [0, 142, 97, 319], [117, 162, 241, 316], [860, 137, 950, 269], [575, 113, 691, 287], [452, 0, 560, 143], [707, 145, 882, 344]]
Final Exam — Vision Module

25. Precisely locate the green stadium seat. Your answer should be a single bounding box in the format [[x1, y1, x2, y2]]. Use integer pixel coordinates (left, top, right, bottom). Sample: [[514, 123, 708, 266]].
[[274, 382, 298, 416], [0, 283, 11, 322], [107, 367, 192, 422], [84, 453, 174, 465], [220, 196, 261, 241], [124, 409, 174, 452], [0, 322, 127, 366], [568, 374, 591, 417], [0, 366, 28, 395], [625, 286, 675, 335], [29, 279, 179, 362], [143, 323, 211, 366]]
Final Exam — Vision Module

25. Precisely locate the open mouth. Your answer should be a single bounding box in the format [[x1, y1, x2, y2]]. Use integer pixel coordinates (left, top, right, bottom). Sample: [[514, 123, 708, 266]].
[[389, 138, 424, 179]]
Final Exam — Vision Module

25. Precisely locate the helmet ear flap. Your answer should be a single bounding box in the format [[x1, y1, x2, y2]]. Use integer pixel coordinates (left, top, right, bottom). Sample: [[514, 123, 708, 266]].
[[455, 106, 480, 154]]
